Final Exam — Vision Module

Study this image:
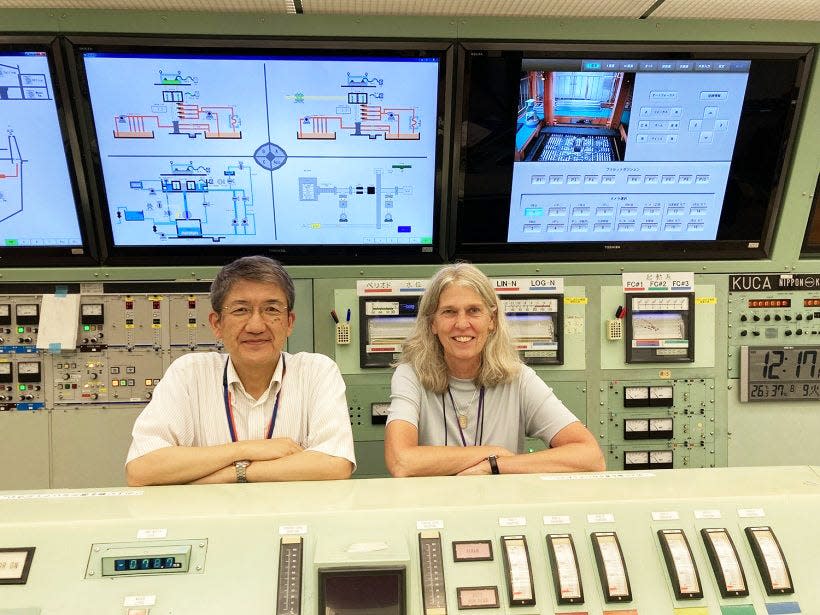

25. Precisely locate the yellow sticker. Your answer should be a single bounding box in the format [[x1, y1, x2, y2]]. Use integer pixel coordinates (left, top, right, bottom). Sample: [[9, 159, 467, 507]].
[[695, 297, 717, 304], [659, 370, 672, 379], [564, 297, 588, 304], [151, 324, 162, 329]]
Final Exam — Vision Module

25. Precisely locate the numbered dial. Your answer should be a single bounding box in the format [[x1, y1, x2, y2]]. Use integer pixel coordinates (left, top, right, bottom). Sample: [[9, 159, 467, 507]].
[[624, 386, 651, 407]]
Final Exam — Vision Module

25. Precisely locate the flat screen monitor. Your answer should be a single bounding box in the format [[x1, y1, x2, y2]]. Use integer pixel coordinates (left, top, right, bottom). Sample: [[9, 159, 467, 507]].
[[69, 37, 452, 265], [0, 37, 95, 266], [453, 43, 813, 261], [800, 174, 820, 256], [318, 567, 405, 615]]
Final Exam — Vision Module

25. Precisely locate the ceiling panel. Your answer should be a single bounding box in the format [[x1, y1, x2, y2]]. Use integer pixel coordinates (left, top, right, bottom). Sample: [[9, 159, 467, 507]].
[[302, 0, 651, 18], [652, 0, 820, 21], [0, 0, 294, 11], [0, 0, 817, 20]]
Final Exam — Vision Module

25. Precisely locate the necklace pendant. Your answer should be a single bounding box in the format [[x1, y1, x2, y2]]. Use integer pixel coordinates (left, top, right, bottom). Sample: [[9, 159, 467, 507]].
[[458, 414, 468, 429]]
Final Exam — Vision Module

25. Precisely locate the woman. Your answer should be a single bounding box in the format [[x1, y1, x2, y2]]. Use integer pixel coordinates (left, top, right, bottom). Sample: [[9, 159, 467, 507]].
[[385, 262, 605, 477]]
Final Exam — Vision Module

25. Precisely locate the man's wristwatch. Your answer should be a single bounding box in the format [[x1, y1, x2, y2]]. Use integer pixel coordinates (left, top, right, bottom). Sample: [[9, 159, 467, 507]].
[[487, 455, 500, 475], [235, 460, 251, 483]]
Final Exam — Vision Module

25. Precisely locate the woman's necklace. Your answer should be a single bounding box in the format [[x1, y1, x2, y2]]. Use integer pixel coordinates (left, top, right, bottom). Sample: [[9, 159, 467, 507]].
[[452, 386, 479, 429]]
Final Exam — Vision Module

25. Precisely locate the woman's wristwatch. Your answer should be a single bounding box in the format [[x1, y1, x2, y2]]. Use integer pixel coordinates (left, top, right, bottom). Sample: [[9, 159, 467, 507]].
[[487, 455, 500, 475]]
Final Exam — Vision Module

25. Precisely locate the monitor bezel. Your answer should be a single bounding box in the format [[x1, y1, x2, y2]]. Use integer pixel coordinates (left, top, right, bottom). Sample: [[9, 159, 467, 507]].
[[65, 35, 453, 266], [450, 41, 814, 262], [0, 35, 99, 267]]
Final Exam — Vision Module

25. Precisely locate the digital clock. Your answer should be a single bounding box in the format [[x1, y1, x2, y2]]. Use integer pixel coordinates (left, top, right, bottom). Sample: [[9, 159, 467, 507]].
[[740, 345, 820, 401]]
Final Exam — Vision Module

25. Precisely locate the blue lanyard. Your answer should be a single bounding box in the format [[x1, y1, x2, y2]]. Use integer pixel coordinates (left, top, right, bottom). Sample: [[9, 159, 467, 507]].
[[222, 355, 286, 443], [443, 386, 485, 446]]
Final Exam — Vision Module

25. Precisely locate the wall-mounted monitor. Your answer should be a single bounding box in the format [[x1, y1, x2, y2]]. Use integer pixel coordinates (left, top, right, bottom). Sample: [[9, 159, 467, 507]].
[[0, 37, 96, 266], [67, 37, 452, 265], [452, 43, 813, 261], [800, 173, 820, 256]]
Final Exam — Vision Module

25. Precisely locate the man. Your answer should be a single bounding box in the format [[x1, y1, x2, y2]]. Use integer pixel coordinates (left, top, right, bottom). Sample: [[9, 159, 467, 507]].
[[126, 256, 355, 485]]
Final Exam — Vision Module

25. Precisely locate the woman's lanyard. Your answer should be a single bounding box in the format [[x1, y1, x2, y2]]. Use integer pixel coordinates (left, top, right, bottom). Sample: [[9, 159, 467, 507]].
[[222, 355, 286, 443], [442, 386, 485, 446]]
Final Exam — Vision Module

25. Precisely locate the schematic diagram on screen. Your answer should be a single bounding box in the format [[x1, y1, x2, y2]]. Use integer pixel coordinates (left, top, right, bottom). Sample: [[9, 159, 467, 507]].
[[295, 70, 422, 141], [84, 53, 440, 246], [111, 68, 241, 140], [112, 160, 257, 242], [0, 132, 24, 223]]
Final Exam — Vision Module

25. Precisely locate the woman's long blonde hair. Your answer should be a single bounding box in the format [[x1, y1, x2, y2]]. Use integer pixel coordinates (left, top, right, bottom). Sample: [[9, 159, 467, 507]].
[[398, 262, 521, 393]]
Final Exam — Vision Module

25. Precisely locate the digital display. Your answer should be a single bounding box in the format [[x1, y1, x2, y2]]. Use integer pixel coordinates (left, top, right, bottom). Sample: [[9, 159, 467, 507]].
[[319, 567, 405, 615], [0, 47, 83, 250], [509, 58, 747, 244], [455, 44, 813, 261], [75, 39, 448, 264], [740, 345, 820, 401], [114, 556, 180, 571]]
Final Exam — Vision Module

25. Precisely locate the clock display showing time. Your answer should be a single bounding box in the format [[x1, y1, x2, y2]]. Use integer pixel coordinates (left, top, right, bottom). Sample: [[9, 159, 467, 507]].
[[740, 345, 820, 401]]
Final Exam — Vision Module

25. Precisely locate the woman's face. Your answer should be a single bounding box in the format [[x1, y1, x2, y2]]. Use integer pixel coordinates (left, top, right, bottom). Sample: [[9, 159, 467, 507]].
[[431, 284, 495, 379]]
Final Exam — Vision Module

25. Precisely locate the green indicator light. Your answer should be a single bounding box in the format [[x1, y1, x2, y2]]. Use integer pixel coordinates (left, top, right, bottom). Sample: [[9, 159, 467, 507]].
[[17, 326, 24, 334], [83, 325, 91, 331], [4, 239, 18, 246], [18, 384, 26, 391], [528, 448, 535, 453]]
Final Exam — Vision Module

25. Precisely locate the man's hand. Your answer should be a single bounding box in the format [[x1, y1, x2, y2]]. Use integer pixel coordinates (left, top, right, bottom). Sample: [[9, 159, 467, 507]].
[[239, 438, 303, 462]]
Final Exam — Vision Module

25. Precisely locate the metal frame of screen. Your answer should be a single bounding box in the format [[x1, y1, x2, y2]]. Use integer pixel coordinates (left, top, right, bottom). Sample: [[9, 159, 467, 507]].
[[450, 42, 814, 262], [64, 35, 453, 266], [0, 35, 98, 267]]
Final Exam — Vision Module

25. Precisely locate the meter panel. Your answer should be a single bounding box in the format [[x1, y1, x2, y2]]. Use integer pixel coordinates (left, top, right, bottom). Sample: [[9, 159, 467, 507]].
[[499, 294, 563, 365], [601, 378, 716, 470], [359, 296, 420, 368], [626, 292, 695, 363]]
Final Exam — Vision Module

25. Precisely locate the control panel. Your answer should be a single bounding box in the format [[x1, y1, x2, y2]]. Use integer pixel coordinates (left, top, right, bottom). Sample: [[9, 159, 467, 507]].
[[0, 467, 817, 613], [600, 378, 716, 469]]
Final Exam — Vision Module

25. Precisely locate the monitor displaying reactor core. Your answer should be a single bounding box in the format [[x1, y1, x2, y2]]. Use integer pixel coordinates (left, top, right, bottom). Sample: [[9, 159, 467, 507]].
[[0, 49, 83, 248], [80, 47, 443, 253], [511, 57, 749, 243]]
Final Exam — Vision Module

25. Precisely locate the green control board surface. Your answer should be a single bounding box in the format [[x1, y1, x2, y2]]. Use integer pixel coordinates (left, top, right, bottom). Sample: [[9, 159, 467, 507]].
[[0, 466, 818, 613]]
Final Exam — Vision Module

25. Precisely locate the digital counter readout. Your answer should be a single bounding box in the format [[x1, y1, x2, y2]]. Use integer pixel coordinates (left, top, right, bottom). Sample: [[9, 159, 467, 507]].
[[741, 345, 820, 401], [114, 556, 180, 571]]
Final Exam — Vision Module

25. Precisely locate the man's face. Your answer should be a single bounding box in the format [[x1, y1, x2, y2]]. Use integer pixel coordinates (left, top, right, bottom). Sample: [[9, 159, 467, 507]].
[[209, 279, 295, 372]]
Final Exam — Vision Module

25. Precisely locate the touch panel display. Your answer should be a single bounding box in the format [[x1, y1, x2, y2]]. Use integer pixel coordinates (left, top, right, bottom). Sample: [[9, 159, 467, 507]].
[[454, 43, 812, 261], [72, 38, 450, 264], [0, 39, 90, 264]]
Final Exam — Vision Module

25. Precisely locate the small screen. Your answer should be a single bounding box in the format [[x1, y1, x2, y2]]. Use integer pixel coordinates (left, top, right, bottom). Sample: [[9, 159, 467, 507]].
[[0, 50, 83, 248], [80, 48, 442, 256], [114, 556, 180, 571], [319, 568, 404, 615]]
